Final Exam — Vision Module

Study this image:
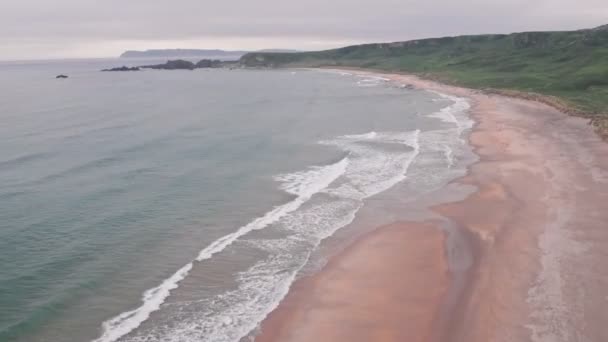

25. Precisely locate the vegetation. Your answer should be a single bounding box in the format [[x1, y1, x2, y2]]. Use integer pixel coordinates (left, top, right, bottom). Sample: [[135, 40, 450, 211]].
[[241, 25, 608, 120], [141, 59, 196, 70], [134, 59, 237, 71]]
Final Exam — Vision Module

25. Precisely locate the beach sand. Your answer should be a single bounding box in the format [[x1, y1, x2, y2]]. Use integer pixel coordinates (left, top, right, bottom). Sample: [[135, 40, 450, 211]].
[[254, 70, 608, 342], [255, 222, 449, 342]]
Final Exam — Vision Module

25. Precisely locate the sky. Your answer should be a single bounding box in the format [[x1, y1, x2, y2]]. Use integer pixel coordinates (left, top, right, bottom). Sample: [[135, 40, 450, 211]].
[[1, 0, 608, 60]]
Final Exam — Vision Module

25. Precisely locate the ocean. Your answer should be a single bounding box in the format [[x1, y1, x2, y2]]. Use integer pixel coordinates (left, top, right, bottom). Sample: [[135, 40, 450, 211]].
[[0, 59, 474, 342]]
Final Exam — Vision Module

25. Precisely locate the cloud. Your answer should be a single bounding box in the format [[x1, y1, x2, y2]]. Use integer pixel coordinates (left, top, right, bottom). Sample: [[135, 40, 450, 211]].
[[1, 0, 607, 59]]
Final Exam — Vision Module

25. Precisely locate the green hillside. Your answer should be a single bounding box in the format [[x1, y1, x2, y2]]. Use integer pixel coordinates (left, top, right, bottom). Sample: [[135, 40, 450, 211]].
[[241, 25, 608, 117]]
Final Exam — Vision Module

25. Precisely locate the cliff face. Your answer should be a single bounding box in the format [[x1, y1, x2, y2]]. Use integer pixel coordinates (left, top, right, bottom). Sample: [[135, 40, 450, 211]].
[[239, 24, 608, 113], [241, 25, 608, 68]]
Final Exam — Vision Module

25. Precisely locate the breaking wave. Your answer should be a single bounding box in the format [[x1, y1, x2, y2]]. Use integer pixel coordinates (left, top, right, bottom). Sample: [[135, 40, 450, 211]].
[[93, 130, 421, 342]]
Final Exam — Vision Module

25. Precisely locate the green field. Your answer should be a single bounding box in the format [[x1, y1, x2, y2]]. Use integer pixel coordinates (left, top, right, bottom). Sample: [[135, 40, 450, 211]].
[[241, 25, 608, 116]]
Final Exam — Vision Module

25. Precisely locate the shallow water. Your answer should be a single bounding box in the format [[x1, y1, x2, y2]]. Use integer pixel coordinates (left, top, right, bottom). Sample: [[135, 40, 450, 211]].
[[0, 61, 472, 341]]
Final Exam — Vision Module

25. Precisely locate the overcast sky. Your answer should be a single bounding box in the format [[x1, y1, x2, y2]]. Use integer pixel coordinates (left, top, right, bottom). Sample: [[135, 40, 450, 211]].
[[2, 0, 607, 60]]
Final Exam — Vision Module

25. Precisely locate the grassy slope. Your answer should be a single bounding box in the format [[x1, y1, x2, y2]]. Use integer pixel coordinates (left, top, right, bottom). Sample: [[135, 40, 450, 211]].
[[241, 25, 608, 116]]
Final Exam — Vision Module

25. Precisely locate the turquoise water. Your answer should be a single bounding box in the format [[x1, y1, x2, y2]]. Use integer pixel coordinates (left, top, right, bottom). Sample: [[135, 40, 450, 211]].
[[0, 60, 472, 341]]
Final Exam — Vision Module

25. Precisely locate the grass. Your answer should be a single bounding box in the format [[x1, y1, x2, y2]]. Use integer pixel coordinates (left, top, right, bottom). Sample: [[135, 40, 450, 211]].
[[241, 25, 608, 124]]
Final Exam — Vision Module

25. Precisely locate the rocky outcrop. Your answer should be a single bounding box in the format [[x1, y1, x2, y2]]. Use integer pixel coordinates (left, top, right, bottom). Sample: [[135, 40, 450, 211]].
[[56, 75, 68, 79], [141, 60, 196, 70], [195, 59, 222, 68], [102, 66, 140, 72], [102, 59, 241, 72]]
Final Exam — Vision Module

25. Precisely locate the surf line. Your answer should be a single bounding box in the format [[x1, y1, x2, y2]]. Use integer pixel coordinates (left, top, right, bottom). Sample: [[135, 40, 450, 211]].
[[92, 158, 349, 342]]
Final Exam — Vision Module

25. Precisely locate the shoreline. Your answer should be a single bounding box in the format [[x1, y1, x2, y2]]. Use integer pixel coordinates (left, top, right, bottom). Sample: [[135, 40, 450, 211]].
[[317, 66, 608, 141], [253, 69, 608, 341], [255, 222, 451, 342]]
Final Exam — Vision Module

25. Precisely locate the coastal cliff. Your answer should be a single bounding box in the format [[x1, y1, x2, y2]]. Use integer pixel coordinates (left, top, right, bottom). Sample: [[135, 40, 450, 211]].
[[240, 25, 608, 117]]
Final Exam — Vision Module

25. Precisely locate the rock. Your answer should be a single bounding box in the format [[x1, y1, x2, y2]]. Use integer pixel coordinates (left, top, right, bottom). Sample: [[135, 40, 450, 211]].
[[195, 59, 222, 68], [56, 75, 68, 79], [140, 59, 196, 70], [101, 66, 140, 72], [104, 59, 239, 73]]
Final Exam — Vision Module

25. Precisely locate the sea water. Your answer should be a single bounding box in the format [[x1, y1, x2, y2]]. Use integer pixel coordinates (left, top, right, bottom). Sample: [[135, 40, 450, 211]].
[[0, 60, 473, 342]]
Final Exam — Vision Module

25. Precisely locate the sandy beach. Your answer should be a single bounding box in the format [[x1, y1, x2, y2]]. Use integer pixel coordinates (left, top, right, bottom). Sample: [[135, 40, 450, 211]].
[[255, 222, 449, 342], [253, 70, 608, 342]]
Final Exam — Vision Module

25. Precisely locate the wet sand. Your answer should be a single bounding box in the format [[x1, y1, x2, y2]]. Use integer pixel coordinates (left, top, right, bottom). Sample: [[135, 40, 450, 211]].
[[254, 70, 608, 342], [255, 222, 449, 342]]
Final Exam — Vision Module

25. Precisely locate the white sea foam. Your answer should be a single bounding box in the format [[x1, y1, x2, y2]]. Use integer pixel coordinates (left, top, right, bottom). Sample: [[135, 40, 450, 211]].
[[428, 92, 473, 136], [340, 131, 378, 140], [193, 156, 350, 263], [442, 144, 455, 168], [125, 252, 306, 342], [526, 204, 590, 342], [275, 157, 349, 197], [97, 129, 423, 342], [321, 130, 421, 199], [314, 69, 352, 77], [92, 158, 349, 342], [356, 75, 391, 87], [186, 130, 421, 342], [93, 87, 474, 342], [92, 263, 193, 342]]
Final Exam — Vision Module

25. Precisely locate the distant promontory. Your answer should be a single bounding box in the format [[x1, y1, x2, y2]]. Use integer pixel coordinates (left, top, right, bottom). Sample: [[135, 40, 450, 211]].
[[141, 60, 197, 70], [120, 49, 249, 59], [102, 66, 141, 72], [119, 49, 299, 59], [101, 59, 238, 72]]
